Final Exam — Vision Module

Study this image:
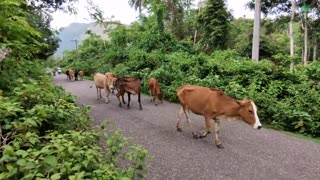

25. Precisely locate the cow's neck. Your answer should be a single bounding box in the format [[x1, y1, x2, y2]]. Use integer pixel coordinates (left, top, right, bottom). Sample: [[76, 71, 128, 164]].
[[221, 100, 242, 120]]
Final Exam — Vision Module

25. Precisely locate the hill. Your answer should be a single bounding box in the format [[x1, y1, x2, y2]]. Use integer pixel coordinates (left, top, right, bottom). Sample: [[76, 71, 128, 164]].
[[55, 22, 117, 56], [55, 23, 91, 56]]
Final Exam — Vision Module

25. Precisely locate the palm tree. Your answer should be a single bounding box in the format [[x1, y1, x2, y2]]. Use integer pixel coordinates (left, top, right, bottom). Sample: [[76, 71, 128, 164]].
[[128, 0, 148, 16]]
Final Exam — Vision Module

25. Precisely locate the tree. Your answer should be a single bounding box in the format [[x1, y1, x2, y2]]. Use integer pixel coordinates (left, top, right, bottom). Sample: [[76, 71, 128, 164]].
[[0, 0, 77, 60], [252, 0, 262, 61], [248, 0, 320, 65], [196, 0, 232, 53], [129, 0, 149, 16]]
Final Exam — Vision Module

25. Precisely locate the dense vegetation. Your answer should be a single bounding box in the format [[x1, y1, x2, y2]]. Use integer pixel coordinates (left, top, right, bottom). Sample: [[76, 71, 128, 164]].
[[0, 0, 148, 179], [56, 0, 320, 138], [1, 0, 320, 178]]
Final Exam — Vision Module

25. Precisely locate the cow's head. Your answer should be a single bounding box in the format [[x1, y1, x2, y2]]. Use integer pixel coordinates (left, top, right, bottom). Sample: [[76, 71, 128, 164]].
[[158, 92, 164, 101], [238, 100, 262, 129], [105, 73, 117, 91]]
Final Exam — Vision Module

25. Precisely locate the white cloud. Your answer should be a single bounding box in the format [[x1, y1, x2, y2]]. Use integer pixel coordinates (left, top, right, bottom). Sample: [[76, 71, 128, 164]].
[[50, 0, 254, 29], [227, 0, 254, 19], [50, 0, 139, 29]]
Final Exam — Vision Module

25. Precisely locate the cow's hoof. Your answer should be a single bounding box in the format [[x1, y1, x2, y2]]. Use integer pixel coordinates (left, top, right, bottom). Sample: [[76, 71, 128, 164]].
[[155, 103, 158, 106], [193, 134, 199, 139], [139, 107, 143, 110], [199, 134, 207, 139], [216, 144, 224, 149], [177, 128, 182, 132]]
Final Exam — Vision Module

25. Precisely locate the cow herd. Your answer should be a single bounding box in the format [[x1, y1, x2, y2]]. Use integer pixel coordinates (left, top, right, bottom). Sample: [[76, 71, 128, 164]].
[[66, 69, 84, 81], [63, 71, 262, 149]]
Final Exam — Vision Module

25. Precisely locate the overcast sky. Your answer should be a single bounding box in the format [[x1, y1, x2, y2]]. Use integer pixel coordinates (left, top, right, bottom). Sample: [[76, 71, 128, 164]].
[[50, 0, 254, 29]]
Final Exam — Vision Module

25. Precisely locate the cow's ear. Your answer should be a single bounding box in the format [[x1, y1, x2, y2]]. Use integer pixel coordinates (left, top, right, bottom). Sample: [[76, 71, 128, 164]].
[[237, 100, 247, 106]]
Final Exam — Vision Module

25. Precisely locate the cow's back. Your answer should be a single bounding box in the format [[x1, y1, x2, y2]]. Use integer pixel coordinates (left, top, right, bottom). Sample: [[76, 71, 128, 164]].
[[68, 69, 74, 79], [177, 85, 227, 115], [119, 77, 141, 95], [93, 73, 105, 88], [148, 78, 160, 94]]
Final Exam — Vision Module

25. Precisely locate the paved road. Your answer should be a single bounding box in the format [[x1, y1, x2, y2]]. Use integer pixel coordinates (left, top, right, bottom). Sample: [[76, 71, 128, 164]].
[[54, 74, 320, 180]]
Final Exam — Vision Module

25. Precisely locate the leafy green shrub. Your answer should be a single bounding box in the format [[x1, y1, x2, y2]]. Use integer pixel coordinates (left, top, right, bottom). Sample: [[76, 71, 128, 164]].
[[1, 58, 149, 179], [0, 129, 148, 179], [306, 61, 320, 81]]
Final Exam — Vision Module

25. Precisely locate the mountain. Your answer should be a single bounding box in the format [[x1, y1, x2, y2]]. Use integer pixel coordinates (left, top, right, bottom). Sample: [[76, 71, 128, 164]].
[[55, 22, 119, 56], [55, 23, 91, 56]]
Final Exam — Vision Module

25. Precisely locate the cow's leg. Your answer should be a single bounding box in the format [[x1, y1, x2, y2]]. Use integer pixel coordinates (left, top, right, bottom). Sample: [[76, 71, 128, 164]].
[[138, 92, 142, 110], [182, 107, 197, 138], [122, 95, 126, 104], [116, 92, 122, 107], [104, 87, 110, 104], [176, 107, 184, 132], [127, 92, 130, 109], [155, 95, 160, 105], [96, 87, 100, 99], [199, 116, 212, 138], [149, 89, 153, 102], [214, 120, 223, 149]]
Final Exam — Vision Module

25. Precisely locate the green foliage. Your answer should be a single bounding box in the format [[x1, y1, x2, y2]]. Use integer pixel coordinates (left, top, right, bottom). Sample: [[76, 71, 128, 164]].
[[0, 0, 62, 59], [196, 0, 232, 53], [1, 0, 149, 179], [306, 61, 320, 80], [271, 53, 300, 67], [57, 2, 320, 139], [0, 129, 148, 179], [0, 58, 149, 179]]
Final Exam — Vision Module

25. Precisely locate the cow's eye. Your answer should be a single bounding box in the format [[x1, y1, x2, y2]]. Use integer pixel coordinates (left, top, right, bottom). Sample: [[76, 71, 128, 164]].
[[248, 110, 253, 114]]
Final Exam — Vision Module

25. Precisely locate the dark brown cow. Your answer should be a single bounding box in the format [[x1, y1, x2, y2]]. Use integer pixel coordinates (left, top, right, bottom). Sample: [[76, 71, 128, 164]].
[[66, 70, 70, 80], [148, 78, 163, 105], [115, 77, 142, 110], [176, 85, 262, 149]]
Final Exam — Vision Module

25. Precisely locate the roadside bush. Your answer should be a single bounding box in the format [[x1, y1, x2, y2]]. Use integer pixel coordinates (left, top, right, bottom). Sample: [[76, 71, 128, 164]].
[[0, 129, 148, 179], [1, 58, 149, 179]]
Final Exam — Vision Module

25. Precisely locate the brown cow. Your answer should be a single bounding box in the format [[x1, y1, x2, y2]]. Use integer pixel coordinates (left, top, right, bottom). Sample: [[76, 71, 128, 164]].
[[115, 77, 142, 110], [68, 69, 74, 81], [90, 73, 117, 103], [148, 78, 163, 105], [176, 85, 262, 149], [78, 70, 84, 80]]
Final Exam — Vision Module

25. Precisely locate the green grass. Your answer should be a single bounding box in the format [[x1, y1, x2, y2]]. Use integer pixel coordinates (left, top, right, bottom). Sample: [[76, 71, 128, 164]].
[[281, 131, 320, 144], [262, 124, 320, 144]]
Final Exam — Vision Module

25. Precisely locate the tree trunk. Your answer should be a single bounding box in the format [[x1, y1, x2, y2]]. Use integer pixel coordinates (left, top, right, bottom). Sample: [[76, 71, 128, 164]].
[[193, 29, 198, 46], [289, 0, 296, 70], [313, 42, 317, 61], [252, 0, 261, 61], [303, 12, 308, 66]]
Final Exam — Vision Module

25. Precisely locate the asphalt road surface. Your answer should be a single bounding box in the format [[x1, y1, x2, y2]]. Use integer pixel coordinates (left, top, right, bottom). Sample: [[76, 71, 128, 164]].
[[54, 74, 320, 180]]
